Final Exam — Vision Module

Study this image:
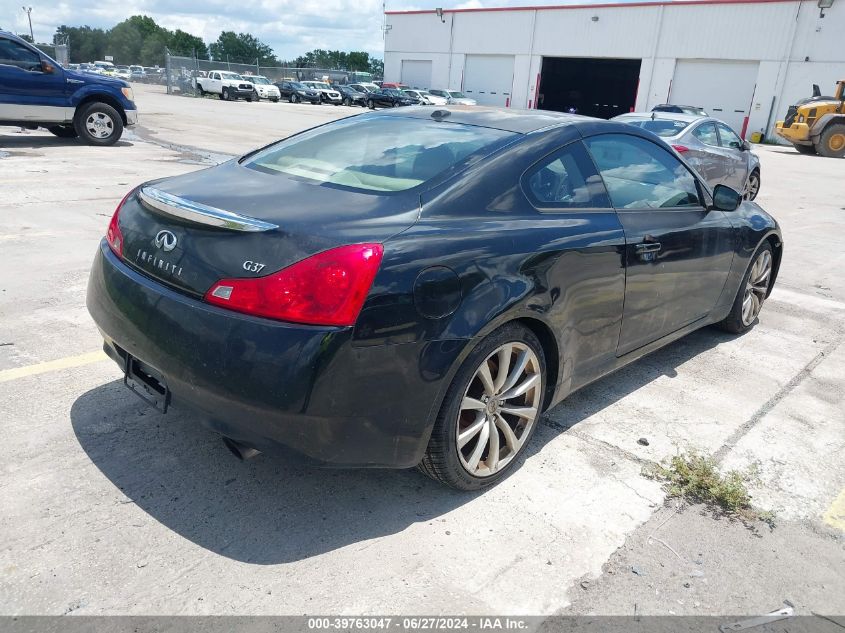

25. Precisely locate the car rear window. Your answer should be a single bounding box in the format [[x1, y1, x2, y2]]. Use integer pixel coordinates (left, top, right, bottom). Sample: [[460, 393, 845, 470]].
[[244, 116, 517, 193], [618, 118, 690, 137]]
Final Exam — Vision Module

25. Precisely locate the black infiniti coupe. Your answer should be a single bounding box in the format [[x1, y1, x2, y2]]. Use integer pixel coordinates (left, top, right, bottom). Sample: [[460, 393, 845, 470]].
[[87, 107, 782, 490]]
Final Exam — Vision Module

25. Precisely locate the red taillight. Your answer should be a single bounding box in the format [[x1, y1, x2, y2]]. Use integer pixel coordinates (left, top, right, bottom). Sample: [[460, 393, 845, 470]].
[[671, 144, 690, 154], [106, 190, 132, 258], [204, 243, 384, 326]]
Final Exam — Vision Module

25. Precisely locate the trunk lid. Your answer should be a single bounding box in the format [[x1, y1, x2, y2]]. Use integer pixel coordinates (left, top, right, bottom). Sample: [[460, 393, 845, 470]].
[[118, 160, 420, 297]]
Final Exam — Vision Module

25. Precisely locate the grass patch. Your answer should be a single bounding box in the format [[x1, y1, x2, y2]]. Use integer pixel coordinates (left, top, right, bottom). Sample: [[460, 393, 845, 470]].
[[643, 450, 774, 525]]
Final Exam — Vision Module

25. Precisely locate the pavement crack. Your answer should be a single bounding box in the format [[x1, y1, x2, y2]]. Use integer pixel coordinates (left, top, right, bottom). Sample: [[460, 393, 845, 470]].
[[714, 333, 845, 463]]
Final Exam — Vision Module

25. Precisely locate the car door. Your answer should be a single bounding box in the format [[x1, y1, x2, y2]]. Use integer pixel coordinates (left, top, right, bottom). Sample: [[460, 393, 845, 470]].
[[209, 72, 221, 93], [583, 133, 736, 356], [715, 123, 749, 191], [687, 121, 726, 186], [0, 35, 67, 121]]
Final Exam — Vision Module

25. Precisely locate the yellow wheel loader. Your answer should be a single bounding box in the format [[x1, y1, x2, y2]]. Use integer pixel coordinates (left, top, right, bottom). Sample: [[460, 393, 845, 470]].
[[775, 80, 845, 158]]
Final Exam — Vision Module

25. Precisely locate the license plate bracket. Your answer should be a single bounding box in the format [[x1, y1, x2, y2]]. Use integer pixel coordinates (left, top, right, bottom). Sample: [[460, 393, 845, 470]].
[[123, 354, 171, 413]]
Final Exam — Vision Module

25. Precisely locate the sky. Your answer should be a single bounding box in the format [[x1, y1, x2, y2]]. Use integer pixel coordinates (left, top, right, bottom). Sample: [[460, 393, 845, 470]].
[[2, 0, 629, 59]]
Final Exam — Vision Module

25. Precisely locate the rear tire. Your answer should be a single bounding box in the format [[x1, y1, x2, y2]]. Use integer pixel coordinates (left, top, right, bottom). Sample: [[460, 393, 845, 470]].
[[419, 323, 546, 491], [47, 125, 78, 139], [717, 242, 774, 334], [816, 123, 845, 158], [73, 102, 123, 146], [793, 143, 816, 155]]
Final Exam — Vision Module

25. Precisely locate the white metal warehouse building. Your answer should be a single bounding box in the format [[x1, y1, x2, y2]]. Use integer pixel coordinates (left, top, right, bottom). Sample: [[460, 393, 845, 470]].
[[383, 0, 844, 138]]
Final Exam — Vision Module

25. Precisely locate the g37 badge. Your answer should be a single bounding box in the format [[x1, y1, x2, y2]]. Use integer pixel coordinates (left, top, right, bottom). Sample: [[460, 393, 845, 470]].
[[243, 261, 266, 273]]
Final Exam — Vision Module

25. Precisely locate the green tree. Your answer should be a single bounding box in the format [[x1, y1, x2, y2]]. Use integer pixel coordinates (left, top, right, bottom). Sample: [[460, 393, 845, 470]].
[[125, 15, 163, 42], [209, 31, 277, 65], [368, 58, 384, 78], [107, 21, 143, 64], [17, 33, 34, 43], [139, 33, 168, 66], [168, 30, 208, 59], [293, 49, 377, 72], [55, 25, 108, 63]]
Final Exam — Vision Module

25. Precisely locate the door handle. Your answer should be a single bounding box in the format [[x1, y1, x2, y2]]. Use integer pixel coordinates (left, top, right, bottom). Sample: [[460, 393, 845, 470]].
[[635, 242, 662, 254]]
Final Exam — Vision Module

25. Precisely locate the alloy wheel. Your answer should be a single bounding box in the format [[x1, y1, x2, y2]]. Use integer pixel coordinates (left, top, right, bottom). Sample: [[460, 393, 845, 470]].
[[742, 250, 772, 326], [85, 112, 114, 139], [456, 342, 542, 477], [745, 172, 760, 200]]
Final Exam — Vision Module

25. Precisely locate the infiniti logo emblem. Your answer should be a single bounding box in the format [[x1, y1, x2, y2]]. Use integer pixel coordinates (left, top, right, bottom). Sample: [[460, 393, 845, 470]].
[[154, 230, 177, 252]]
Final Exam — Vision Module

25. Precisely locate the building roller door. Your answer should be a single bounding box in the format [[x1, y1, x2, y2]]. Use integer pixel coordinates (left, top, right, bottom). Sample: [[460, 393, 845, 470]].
[[670, 60, 758, 134], [400, 60, 433, 89], [463, 55, 515, 107]]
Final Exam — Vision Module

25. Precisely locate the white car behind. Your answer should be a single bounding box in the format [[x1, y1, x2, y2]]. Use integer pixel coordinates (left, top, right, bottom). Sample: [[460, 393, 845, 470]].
[[428, 89, 477, 106], [244, 75, 281, 102]]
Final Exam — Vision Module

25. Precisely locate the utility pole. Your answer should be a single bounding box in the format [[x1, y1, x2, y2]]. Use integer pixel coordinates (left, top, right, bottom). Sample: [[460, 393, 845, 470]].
[[22, 6, 34, 43]]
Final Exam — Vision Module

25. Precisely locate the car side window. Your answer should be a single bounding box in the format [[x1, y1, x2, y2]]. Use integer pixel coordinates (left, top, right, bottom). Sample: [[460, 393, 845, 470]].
[[0, 37, 41, 71], [584, 134, 703, 209], [717, 123, 742, 149], [692, 122, 719, 147], [523, 142, 611, 210]]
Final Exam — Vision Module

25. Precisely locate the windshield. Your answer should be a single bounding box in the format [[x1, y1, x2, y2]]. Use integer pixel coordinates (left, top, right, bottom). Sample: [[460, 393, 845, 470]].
[[291, 82, 307, 90], [617, 118, 690, 137], [448, 91, 467, 98], [311, 82, 331, 89], [221, 72, 244, 81], [249, 76, 270, 85], [385, 89, 403, 96], [244, 116, 516, 193]]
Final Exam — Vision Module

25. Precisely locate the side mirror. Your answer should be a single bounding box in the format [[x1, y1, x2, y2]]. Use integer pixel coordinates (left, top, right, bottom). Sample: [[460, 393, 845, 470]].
[[41, 60, 56, 74], [741, 140, 750, 151], [712, 184, 742, 211]]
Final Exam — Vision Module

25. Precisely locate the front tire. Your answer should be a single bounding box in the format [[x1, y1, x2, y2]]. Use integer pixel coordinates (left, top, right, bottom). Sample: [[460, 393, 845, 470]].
[[793, 143, 816, 155], [73, 102, 123, 146], [419, 323, 546, 490], [816, 123, 845, 158], [221, 88, 229, 101], [344, 97, 352, 106], [367, 99, 375, 109], [718, 242, 774, 334], [47, 125, 78, 139]]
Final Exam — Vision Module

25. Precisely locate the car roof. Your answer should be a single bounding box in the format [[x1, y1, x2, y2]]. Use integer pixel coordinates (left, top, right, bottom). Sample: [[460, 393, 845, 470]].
[[376, 106, 596, 134]]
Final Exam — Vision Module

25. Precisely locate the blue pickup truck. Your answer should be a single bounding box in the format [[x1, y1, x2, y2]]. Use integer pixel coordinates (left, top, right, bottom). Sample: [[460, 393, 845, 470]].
[[0, 31, 138, 146]]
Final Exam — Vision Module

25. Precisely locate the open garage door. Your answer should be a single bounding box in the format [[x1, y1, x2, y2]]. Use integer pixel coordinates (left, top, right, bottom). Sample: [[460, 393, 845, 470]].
[[400, 60, 432, 89], [463, 55, 515, 107], [538, 57, 641, 119], [670, 60, 758, 135]]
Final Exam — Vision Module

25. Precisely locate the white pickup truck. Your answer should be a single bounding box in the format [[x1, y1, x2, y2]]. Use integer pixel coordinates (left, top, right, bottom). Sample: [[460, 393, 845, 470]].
[[196, 71, 255, 101]]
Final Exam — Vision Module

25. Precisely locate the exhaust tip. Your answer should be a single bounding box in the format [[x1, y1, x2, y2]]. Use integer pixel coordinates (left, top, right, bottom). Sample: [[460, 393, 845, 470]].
[[222, 436, 261, 461]]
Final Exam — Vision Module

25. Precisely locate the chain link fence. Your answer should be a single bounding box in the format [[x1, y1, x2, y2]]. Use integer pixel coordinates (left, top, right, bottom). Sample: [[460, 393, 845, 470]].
[[163, 51, 378, 97]]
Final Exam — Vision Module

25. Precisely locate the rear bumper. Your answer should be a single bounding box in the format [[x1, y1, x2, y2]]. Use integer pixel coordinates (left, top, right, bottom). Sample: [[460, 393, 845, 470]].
[[86, 242, 446, 468]]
